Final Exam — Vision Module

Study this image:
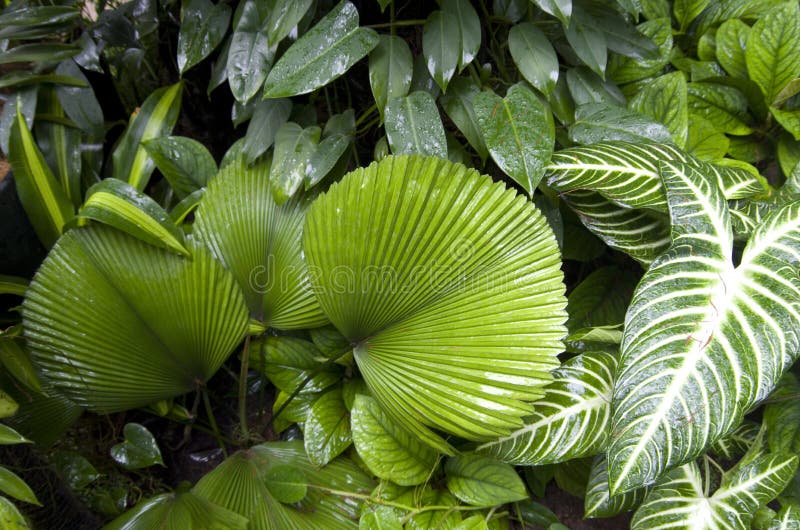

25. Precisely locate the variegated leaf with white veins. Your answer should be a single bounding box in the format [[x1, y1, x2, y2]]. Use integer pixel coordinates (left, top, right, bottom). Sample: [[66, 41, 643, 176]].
[[584, 454, 648, 519], [609, 160, 800, 494], [476, 351, 616, 465]]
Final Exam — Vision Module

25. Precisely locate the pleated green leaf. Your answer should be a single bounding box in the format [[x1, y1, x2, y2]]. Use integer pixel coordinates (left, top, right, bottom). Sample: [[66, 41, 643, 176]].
[[584, 454, 647, 519], [111, 82, 183, 191], [104, 491, 248, 530], [476, 351, 616, 465], [745, 2, 800, 105], [444, 454, 528, 507], [193, 441, 374, 529], [23, 225, 249, 412], [631, 453, 798, 530], [609, 161, 800, 494], [193, 157, 328, 328], [351, 394, 438, 486], [303, 155, 567, 443], [8, 105, 75, 248], [79, 179, 189, 257]]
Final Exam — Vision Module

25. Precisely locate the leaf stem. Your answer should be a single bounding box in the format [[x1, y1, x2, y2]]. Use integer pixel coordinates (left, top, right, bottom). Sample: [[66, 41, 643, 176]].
[[238, 335, 251, 441], [306, 484, 488, 515], [366, 19, 426, 29], [202, 389, 228, 457]]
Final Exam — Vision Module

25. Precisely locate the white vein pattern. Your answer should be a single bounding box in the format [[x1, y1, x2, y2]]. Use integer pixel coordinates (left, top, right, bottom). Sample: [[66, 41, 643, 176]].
[[584, 453, 648, 519], [608, 160, 800, 494]]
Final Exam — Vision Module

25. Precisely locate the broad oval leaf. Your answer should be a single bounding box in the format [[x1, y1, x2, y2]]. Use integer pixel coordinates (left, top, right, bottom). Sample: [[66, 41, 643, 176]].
[[716, 18, 750, 80], [110, 423, 164, 470], [442, 0, 481, 71], [476, 351, 617, 465], [745, 2, 800, 105], [608, 161, 800, 494], [422, 10, 459, 93], [629, 71, 688, 148], [564, 12, 607, 79], [270, 122, 321, 204], [227, 0, 273, 102], [143, 136, 217, 199], [440, 76, 488, 162], [384, 91, 447, 158], [674, 0, 711, 32], [351, 394, 438, 486], [177, 0, 231, 73], [303, 155, 567, 443], [508, 23, 559, 97], [0, 466, 39, 505], [263, 1, 379, 98], [444, 454, 528, 507], [304, 387, 351, 467], [474, 83, 555, 196], [23, 226, 249, 411], [111, 82, 183, 191], [687, 82, 752, 136], [369, 35, 413, 120], [569, 103, 673, 146], [193, 156, 327, 328]]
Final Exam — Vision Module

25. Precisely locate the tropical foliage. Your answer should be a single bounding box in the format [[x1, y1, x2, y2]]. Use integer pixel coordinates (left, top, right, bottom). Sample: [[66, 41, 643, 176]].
[[2, 0, 800, 529]]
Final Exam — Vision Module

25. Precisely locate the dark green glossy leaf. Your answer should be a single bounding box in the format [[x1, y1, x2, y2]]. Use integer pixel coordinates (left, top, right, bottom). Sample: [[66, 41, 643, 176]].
[[35, 87, 81, 207], [50, 450, 100, 490], [474, 83, 554, 195], [54, 60, 104, 140], [177, 0, 231, 74], [508, 22, 558, 97], [263, 0, 314, 48], [569, 103, 673, 145], [270, 122, 320, 204], [584, 454, 647, 518], [566, 266, 637, 332], [304, 388, 352, 466], [249, 337, 341, 394], [110, 423, 164, 470], [369, 35, 413, 119], [228, 0, 273, 102], [422, 10, 459, 93], [440, 76, 488, 162], [629, 71, 688, 148], [746, 2, 800, 104], [0, 85, 36, 155], [532, 0, 572, 25], [384, 91, 447, 158], [263, 1, 378, 97], [0, 5, 79, 40], [564, 11, 607, 79], [143, 136, 217, 199], [242, 98, 292, 164], [306, 111, 354, 188], [0, 72, 86, 90], [0, 43, 79, 64], [608, 18, 673, 85], [566, 67, 626, 107], [445, 454, 528, 506], [442, 0, 481, 71], [687, 82, 752, 135]]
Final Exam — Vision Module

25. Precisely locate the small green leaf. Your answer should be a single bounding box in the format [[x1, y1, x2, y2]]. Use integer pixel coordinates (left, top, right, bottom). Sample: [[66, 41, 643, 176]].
[[0, 467, 39, 505], [111, 82, 183, 191], [569, 103, 673, 145], [445, 454, 528, 506], [0, 424, 30, 445], [772, 107, 800, 141], [306, 111, 354, 188], [263, 1, 378, 97], [608, 18, 673, 85], [746, 2, 800, 104], [360, 507, 404, 530], [304, 388, 352, 466], [452, 515, 488, 530], [0, 391, 18, 419], [686, 114, 730, 160], [474, 83, 554, 195], [250, 337, 341, 394], [50, 450, 100, 490], [0, 496, 31, 529], [264, 465, 308, 504], [369, 35, 413, 119], [79, 179, 189, 257], [351, 394, 438, 486], [442, 0, 481, 71], [270, 122, 320, 204], [384, 91, 447, 158], [564, 11, 607, 79], [0, 339, 43, 393], [716, 18, 750, 80], [110, 423, 164, 470], [440, 76, 488, 162], [177, 0, 231, 73], [629, 71, 688, 148], [242, 98, 292, 164], [8, 105, 75, 248], [532, 0, 572, 25], [422, 10, 459, 93], [143, 136, 217, 199], [263, 0, 314, 48], [674, 0, 711, 32], [508, 22, 559, 97], [228, 0, 273, 102]]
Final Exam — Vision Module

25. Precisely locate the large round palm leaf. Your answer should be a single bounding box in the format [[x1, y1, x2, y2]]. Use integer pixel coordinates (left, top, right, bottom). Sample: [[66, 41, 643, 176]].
[[303, 155, 567, 442], [22, 225, 249, 412], [193, 157, 327, 329]]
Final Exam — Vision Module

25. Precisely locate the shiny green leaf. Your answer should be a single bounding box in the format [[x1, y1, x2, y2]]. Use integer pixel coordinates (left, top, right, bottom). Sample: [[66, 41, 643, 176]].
[[110, 423, 164, 470], [0, 43, 79, 64], [772, 106, 800, 141], [384, 91, 447, 158], [532, 0, 572, 25], [422, 10, 459, 93], [442, 0, 481, 71], [440, 76, 488, 162], [143, 136, 217, 199], [263, 1, 378, 97], [569, 103, 673, 145], [249, 336, 341, 394], [0, 467, 38, 505], [263, 0, 314, 48], [0, 496, 30, 529], [270, 122, 320, 204], [0, 85, 36, 155], [304, 388, 352, 467], [0, 424, 29, 445], [687, 114, 730, 160], [369, 35, 413, 119], [566, 66, 626, 107], [54, 59, 104, 139], [564, 11, 607, 79], [674, 0, 711, 32], [445, 454, 528, 506], [609, 18, 673, 85], [584, 454, 647, 519], [177, 0, 231, 73], [35, 87, 81, 208], [716, 18, 750, 80], [0, 338, 42, 393], [228, 0, 273, 102], [111, 82, 183, 191], [305, 111, 354, 188], [629, 71, 688, 148], [746, 2, 800, 104], [242, 98, 292, 164], [474, 83, 554, 195], [508, 22, 558, 97], [687, 82, 752, 136], [50, 450, 100, 490]]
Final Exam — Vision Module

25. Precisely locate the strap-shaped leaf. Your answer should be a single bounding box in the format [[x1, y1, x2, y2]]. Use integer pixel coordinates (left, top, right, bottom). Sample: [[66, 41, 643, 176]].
[[22, 225, 249, 412], [193, 441, 374, 529], [303, 155, 567, 443], [476, 351, 616, 465], [609, 161, 800, 494], [584, 454, 647, 519], [193, 157, 327, 328], [79, 178, 189, 256], [631, 453, 798, 530]]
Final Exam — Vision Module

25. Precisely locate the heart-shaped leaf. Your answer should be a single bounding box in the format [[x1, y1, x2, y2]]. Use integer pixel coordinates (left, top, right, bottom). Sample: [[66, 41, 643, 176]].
[[444, 454, 528, 506], [110, 423, 164, 470]]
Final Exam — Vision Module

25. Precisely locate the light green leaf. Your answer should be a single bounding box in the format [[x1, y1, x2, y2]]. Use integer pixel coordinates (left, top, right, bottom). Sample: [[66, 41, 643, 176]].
[[243, 98, 292, 164], [270, 122, 320, 204], [143, 136, 217, 199], [249, 337, 341, 395], [474, 83, 554, 196], [227, 0, 273, 102], [23, 226, 249, 411], [508, 22, 559, 97], [384, 91, 447, 158], [477, 351, 616, 465], [35, 86, 81, 208], [193, 156, 327, 328], [0, 424, 29, 445], [608, 18, 673, 85], [584, 454, 647, 519], [716, 18, 750, 80], [452, 515, 488, 530], [0, 467, 39, 505], [422, 10, 459, 93], [177, 0, 231, 73], [608, 161, 800, 493], [440, 76, 488, 162], [569, 103, 674, 145], [397, 485, 462, 529], [263, 1, 378, 97], [263, 0, 314, 48], [264, 465, 308, 504], [110, 423, 163, 470], [674, 0, 711, 32], [564, 13, 607, 79], [111, 82, 183, 191], [0, 391, 18, 419], [351, 394, 438, 486], [8, 105, 74, 248], [746, 2, 800, 104], [629, 72, 688, 148], [304, 388, 352, 467], [772, 106, 800, 141], [303, 155, 567, 443], [0, 339, 42, 394], [445, 454, 528, 506], [369, 35, 413, 120], [0, 496, 30, 529], [442, 0, 481, 71], [532, 0, 572, 25], [687, 114, 730, 160], [104, 491, 248, 530], [687, 82, 752, 136], [79, 179, 189, 256], [359, 507, 404, 530]]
